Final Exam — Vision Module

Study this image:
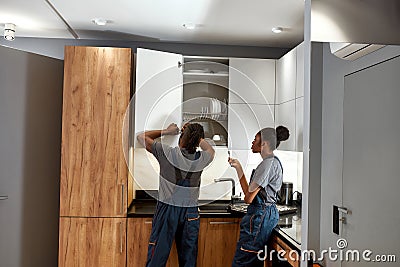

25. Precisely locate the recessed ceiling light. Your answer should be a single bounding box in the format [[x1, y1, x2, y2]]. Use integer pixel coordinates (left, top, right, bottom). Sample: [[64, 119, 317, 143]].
[[92, 18, 108, 26], [272, 27, 283, 34], [183, 23, 196, 30], [4, 23, 16, 41]]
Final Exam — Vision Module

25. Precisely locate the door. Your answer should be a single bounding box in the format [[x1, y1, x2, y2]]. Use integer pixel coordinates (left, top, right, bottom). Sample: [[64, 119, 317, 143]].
[[127, 218, 179, 267], [197, 218, 241, 267], [59, 217, 126, 267], [341, 55, 400, 266], [133, 48, 183, 191], [60, 47, 131, 217]]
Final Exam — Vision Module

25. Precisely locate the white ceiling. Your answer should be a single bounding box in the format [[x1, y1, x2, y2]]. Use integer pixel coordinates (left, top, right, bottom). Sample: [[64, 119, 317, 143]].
[[0, 0, 304, 47]]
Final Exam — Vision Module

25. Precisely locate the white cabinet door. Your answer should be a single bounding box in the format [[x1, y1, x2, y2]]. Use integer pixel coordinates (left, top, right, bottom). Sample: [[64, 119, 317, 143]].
[[276, 48, 296, 104], [228, 103, 275, 150], [229, 58, 276, 105], [275, 100, 295, 151], [295, 42, 304, 98], [134, 48, 183, 148], [134, 48, 183, 190], [295, 97, 304, 152]]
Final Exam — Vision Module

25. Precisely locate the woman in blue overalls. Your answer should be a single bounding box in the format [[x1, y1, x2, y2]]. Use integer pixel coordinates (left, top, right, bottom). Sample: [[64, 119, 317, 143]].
[[228, 126, 289, 267]]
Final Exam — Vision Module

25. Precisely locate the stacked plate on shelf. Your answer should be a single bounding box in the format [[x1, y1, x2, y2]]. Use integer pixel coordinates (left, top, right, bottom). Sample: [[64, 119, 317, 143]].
[[209, 98, 221, 120]]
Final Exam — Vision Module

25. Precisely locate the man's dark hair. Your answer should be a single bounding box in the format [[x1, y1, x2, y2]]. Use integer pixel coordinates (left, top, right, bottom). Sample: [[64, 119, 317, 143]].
[[184, 123, 205, 153]]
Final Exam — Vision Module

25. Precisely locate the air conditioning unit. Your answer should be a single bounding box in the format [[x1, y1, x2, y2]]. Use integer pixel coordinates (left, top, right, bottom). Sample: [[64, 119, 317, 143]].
[[330, 42, 385, 61]]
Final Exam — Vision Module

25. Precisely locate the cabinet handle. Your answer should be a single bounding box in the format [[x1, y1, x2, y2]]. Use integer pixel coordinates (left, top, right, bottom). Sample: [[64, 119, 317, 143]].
[[121, 184, 124, 214], [144, 221, 152, 224], [0, 196, 8, 201], [209, 221, 237, 225], [119, 222, 123, 254]]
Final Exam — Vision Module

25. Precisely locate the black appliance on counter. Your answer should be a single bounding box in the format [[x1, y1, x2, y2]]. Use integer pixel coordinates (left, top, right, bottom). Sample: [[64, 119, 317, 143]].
[[277, 182, 293, 206]]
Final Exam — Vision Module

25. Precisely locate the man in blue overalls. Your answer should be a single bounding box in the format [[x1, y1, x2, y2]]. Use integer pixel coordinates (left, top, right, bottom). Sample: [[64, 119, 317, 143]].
[[137, 122, 215, 267]]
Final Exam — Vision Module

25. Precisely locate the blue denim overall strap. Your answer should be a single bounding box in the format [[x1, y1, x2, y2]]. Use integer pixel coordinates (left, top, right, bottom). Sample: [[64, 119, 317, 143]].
[[232, 158, 281, 267], [232, 196, 279, 267], [146, 152, 201, 267]]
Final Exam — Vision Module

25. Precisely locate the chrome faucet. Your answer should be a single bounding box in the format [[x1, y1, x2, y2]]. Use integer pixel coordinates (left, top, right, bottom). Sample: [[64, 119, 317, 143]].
[[214, 178, 241, 204]]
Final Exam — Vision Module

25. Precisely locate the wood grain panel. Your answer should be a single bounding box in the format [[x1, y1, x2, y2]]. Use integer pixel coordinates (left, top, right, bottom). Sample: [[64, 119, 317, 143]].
[[60, 46, 131, 217], [197, 218, 240, 267], [127, 218, 179, 267], [267, 234, 300, 267], [59, 217, 126, 267]]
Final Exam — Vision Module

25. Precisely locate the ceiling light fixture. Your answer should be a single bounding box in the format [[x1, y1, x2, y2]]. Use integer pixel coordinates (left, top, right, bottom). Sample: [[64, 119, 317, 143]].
[[92, 18, 108, 26], [4, 23, 16, 41], [183, 23, 196, 30], [272, 27, 283, 34]]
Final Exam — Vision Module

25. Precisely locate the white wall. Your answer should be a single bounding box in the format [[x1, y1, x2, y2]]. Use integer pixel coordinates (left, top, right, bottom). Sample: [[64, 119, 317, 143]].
[[0, 46, 63, 267], [319, 43, 400, 267]]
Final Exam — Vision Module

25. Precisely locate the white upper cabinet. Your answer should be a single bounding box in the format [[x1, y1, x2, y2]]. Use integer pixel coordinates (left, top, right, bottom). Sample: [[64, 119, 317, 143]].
[[228, 103, 275, 150], [275, 100, 296, 151], [276, 48, 296, 104], [295, 97, 304, 152], [229, 58, 276, 105], [134, 48, 183, 148], [296, 42, 304, 98]]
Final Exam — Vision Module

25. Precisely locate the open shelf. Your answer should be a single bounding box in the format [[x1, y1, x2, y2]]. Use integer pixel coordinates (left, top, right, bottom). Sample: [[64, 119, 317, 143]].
[[183, 112, 228, 122], [183, 72, 228, 77]]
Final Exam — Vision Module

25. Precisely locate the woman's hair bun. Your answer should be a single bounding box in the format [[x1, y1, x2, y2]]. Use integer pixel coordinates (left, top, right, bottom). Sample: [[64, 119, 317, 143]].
[[276, 125, 289, 142]]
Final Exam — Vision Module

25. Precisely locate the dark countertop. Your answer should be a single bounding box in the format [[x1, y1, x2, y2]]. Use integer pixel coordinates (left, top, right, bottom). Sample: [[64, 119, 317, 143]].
[[128, 199, 242, 218], [128, 200, 301, 249], [275, 206, 302, 250]]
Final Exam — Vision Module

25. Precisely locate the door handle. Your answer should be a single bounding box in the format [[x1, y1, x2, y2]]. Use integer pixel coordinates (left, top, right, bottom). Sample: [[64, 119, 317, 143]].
[[333, 205, 351, 235], [209, 221, 237, 225], [338, 207, 351, 214], [121, 184, 124, 214], [119, 222, 123, 254], [0, 196, 8, 200]]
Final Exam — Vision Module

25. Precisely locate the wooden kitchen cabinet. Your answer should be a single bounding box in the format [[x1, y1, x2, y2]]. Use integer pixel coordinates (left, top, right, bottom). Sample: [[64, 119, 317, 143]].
[[197, 217, 241, 267], [60, 46, 132, 217], [127, 217, 240, 267], [127, 218, 179, 267], [265, 233, 300, 267], [59, 217, 127, 267]]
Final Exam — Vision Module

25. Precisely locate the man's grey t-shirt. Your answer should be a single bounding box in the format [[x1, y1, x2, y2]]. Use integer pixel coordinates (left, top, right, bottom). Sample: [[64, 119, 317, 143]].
[[248, 156, 283, 205], [151, 141, 213, 207]]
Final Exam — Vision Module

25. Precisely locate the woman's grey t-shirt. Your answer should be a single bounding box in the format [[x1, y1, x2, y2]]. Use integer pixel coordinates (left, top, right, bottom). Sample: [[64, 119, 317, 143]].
[[248, 156, 283, 204], [151, 141, 213, 207]]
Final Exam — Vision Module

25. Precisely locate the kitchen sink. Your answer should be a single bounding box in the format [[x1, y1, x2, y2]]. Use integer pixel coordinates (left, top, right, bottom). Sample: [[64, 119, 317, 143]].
[[198, 202, 230, 214]]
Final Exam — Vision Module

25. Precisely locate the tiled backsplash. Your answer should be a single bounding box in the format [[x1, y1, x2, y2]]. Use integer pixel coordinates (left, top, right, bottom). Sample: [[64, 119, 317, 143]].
[[133, 147, 303, 201], [275, 150, 303, 199]]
